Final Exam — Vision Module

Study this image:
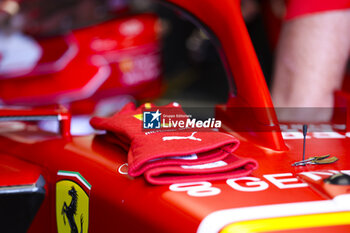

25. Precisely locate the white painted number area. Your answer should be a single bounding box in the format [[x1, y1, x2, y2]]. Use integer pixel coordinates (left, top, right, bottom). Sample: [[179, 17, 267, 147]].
[[169, 170, 350, 197]]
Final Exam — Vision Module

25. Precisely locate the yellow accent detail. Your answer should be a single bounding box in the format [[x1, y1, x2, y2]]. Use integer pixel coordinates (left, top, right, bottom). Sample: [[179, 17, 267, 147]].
[[119, 58, 133, 73], [221, 212, 350, 233], [134, 114, 143, 121], [56, 180, 89, 233], [145, 103, 152, 109]]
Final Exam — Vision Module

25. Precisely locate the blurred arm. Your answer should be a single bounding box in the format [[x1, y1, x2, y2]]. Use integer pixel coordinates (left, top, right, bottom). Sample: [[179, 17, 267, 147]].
[[272, 10, 350, 121]]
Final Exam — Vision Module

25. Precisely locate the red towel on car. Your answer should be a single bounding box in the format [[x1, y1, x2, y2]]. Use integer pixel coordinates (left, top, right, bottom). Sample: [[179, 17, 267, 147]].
[[90, 102, 258, 185]]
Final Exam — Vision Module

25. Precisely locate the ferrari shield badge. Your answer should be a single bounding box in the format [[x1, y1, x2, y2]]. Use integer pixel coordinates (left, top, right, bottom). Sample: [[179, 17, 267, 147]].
[[56, 170, 91, 233]]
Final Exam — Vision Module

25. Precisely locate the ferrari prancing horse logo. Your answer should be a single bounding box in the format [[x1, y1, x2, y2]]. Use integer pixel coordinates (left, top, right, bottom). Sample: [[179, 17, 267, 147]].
[[56, 171, 91, 233]]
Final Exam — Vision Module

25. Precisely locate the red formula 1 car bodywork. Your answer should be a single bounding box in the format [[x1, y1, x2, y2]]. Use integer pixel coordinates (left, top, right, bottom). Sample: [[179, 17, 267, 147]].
[[0, 0, 350, 233], [0, 13, 162, 112]]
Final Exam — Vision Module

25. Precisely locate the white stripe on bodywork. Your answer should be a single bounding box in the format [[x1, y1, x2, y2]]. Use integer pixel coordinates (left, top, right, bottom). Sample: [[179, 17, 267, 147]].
[[197, 194, 350, 233]]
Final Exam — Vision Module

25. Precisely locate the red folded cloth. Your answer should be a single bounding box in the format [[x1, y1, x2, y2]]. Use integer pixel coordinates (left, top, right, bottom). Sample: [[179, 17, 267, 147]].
[[144, 153, 258, 185], [90, 102, 258, 185]]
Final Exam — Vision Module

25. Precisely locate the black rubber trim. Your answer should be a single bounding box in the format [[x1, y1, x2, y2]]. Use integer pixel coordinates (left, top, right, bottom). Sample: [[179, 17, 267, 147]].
[[0, 175, 46, 233]]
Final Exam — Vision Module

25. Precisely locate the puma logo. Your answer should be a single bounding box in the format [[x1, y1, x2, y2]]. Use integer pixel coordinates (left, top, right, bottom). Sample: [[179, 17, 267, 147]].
[[162, 132, 202, 141]]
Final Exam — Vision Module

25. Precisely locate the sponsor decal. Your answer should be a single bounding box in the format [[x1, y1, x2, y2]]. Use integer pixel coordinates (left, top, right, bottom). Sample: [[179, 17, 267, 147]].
[[168, 170, 350, 233], [169, 170, 350, 196], [118, 163, 129, 175], [56, 171, 90, 233]]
